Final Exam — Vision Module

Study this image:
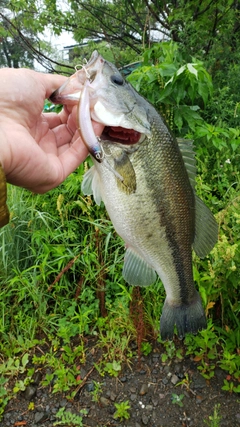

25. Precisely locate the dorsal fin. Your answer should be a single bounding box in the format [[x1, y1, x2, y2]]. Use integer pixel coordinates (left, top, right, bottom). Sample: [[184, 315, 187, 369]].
[[177, 138, 218, 257], [177, 138, 196, 189]]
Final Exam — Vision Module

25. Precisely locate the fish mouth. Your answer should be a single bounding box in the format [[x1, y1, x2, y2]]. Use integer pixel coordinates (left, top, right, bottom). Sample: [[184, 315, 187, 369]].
[[50, 74, 143, 147], [102, 126, 142, 145], [50, 50, 148, 157]]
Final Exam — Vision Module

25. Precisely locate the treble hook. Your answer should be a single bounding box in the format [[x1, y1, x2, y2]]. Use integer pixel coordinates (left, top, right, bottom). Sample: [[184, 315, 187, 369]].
[[74, 60, 91, 79]]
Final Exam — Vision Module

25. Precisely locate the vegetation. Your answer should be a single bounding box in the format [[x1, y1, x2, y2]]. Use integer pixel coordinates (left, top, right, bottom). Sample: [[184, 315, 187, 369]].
[[0, 0, 240, 422], [204, 404, 222, 427], [53, 407, 87, 426], [171, 393, 185, 408], [1, 1, 240, 74], [113, 400, 131, 421]]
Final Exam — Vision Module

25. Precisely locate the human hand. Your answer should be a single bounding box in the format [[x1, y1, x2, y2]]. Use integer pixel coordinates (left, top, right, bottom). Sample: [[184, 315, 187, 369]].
[[0, 68, 104, 193]]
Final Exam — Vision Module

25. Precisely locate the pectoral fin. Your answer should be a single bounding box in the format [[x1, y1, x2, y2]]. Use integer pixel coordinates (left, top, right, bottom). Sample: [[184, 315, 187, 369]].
[[193, 195, 218, 258], [81, 166, 103, 206], [123, 247, 157, 287]]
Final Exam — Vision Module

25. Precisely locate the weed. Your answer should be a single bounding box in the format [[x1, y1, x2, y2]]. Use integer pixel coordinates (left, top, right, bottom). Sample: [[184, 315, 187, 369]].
[[103, 360, 122, 377], [141, 341, 153, 356], [90, 381, 103, 402], [198, 360, 216, 380], [0, 353, 34, 416], [32, 344, 85, 394], [204, 404, 222, 427], [184, 322, 218, 379], [185, 322, 219, 361], [0, 353, 29, 376], [160, 340, 176, 363], [53, 407, 87, 426], [95, 314, 136, 370], [28, 402, 35, 410], [13, 372, 34, 394], [0, 378, 9, 419], [218, 347, 240, 380], [113, 400, 131, 421], [158, 339, 183, 363], [176, 373, 192, 391], [222, 378, 240, 394], [171, 393, 185, 407]]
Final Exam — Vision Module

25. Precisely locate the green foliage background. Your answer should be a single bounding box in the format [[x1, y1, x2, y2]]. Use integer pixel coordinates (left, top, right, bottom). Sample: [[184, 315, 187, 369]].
[[0, 40, 240, 416]]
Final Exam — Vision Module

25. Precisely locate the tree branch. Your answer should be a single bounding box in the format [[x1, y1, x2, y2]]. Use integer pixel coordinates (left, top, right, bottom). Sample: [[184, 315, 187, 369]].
[[0, 12, 75, 72]]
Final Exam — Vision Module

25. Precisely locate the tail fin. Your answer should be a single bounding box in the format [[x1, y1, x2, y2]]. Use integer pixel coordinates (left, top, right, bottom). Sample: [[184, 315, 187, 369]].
[[160, 292, 207, 340]]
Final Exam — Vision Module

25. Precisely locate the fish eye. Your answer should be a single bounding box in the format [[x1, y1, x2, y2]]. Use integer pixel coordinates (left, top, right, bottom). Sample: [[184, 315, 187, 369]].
[[110, 74, 124, 85]]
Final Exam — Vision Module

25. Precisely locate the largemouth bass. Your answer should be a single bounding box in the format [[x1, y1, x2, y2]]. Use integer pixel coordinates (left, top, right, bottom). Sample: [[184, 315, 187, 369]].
[[50, 51, 218, 339]]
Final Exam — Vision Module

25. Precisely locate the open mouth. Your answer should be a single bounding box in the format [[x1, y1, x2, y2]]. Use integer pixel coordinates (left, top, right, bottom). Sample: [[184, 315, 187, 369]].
[[102, 126, 142, 144]]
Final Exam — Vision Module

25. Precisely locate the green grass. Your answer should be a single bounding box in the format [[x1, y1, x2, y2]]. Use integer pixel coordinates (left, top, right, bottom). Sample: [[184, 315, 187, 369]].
[[0, 160, 239, 421]]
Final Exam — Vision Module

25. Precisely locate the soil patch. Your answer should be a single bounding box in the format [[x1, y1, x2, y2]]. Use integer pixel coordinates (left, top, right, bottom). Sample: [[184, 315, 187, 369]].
[[1, 338, 239, 427]]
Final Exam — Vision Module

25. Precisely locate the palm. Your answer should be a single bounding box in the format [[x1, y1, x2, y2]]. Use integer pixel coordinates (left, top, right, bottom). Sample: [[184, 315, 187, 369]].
[[0, 68, 104, 193]]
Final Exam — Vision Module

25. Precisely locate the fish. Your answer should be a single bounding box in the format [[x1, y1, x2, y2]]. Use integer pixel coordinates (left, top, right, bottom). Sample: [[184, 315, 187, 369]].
[[50, 51, 218, 340]]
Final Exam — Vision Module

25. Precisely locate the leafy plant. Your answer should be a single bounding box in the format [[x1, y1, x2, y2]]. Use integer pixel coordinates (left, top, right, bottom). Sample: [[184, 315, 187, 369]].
[[0, 353, 29, 376], [158, 339, 183, 363], [32, 344, 84, 395], [141, 341, 152, 356], [113, 400, 131, 421], [0, 353, 33, 416], [128, 42, 212, 135], [185, 323, 219, 379], [53, 407, 87, 426], [0, 377, 9, 419], [218, 348, 240, 380], [222, 378, 240, 394], [103, 360, 122, 377], [204, 404, 222, 427], [171, 393, 185, 407], [90, 381, 103, 403]]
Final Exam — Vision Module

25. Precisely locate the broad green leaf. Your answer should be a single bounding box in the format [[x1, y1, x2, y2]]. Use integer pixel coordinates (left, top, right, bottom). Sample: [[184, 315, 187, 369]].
[[187, 63, 198, 78], [22, 353, 29, 368], [176, 64, 187, 76], [174, 109, 183, 131]]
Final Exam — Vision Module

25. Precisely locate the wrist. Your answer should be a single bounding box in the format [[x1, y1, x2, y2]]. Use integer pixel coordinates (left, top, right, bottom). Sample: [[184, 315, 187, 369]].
[[0, 125, 9, 226], [0, 126, 11, 178]]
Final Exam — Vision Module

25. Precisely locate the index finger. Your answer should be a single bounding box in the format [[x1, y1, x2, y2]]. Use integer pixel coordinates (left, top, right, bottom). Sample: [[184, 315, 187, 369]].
[[38, 72, 69, 99]]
